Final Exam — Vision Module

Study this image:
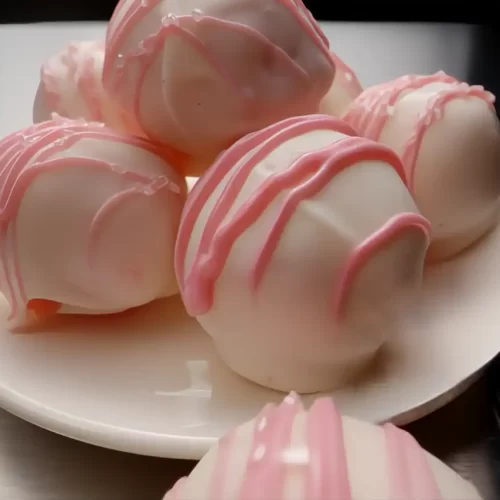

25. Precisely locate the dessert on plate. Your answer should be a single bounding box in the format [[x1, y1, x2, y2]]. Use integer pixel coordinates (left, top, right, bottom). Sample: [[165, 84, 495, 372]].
[[176, 114, 431, 393], [33, 41, 141, 136], [164, 393, 482, 499], [103, 0, 336, 174], [343, 71, 500, 261], [0, 117, 186, 328]]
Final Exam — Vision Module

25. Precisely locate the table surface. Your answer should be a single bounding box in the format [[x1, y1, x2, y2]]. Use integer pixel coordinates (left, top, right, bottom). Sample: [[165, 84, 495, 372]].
[[0, 21, 499, 500]]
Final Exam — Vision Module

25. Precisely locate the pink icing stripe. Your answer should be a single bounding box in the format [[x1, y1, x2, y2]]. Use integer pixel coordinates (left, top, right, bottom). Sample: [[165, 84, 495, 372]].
[[194, 16, 310, 86], [175, 115, 356, 289], [129, 23, 243, 129], [343, 72, 458, 138], [40, 43, 106, 122], [175, 115, 354, 296], [180, 133, 411, 318], [332, 213, 430, 320], [0, 119, 178, 321], [384, 423, 442, 499], [329, 50, 363, 97], [208, 403, 273, 499], [104, 1, 335, 145], [343, 72, 495, 192], [1, 157, 155, 316], [105, 0, 161, 77], [191, 125, 354, 279], [237, 394, 302, 499], [289, 0, 330, 48], [250, 137, 409, 294], [107, 17, 313, 143], [166, 395, 447, 499], [208, 430, 238, 498], [306, 397, 351, 499], [105, 0, 333, 84], [78, 51, 105, 122], [402, 84, 495, 190], [87, 176, 174, 269]]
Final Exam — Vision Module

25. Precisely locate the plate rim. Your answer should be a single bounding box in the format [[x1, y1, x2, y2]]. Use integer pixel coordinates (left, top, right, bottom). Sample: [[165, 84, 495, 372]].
[[0, 353, 494, 460]]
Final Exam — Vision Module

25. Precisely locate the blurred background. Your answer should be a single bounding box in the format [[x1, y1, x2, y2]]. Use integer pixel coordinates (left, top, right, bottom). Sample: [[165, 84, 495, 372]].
[[0, 1, 491, 23]]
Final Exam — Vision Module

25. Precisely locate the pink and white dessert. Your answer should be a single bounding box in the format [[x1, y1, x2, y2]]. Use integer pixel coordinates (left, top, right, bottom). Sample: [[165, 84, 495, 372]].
[[343, 71, 500, 260], [319, 50, 363, 116], [164, 393, 482, 500], [103, 0, 336, 170], [33, 41, 140, 135], [0, 118, 186, 328], [175, 115, 431, 393]]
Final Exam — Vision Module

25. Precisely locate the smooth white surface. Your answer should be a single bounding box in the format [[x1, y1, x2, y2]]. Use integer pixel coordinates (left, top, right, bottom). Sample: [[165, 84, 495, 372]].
[[0, 22, 496, 463]]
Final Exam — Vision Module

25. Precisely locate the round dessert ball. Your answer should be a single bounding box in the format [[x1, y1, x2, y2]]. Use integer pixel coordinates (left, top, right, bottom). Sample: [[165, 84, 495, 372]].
[[164, 393, 482, 499], [0, 118, 186, 328], [103, 0, 336, 170], [33, 41, 141, 135], [319, 50, 363, 117], [175, 115, 431, 393], [343, 71, 500, 261]]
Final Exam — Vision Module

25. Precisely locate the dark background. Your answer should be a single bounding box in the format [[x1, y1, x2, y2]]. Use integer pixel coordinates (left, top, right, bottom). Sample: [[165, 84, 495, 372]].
[[0, 1, 495, 24]]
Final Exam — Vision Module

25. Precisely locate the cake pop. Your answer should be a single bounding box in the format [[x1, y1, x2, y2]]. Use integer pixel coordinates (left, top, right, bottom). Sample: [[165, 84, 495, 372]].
[[103, 0, 336, 172], [175, 115, 430, 393], [0, 118, 186, 328], [164, 393, 482, 499], [33, 41, 141, 135], [343, 72, 500, 260]]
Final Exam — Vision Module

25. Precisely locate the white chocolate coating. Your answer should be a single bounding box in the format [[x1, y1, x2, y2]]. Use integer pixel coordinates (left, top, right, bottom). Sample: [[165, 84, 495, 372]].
[[318, 50, 363, 117], [103, 0, 335, 166], [343, 72, 500, 261], [33, 41, 141, 135], [164, 394, 482, 500], [175, 115, 430, 393], [0, 118, 186, 327]]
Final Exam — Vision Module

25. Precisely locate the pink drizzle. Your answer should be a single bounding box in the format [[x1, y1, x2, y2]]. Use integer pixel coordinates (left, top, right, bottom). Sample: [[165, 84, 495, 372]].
[[329, 50, 363, 99], [105, 0, 333, 79], [201, 394, 441, 499], [103, 0, 335, 146], [332, 213, 430, 318], [384, 423, 442, 499], [175, 115, 355, 288], [306, 397, 351, 499], [208, 431, 238, 498], [343, 72, 496, 189], [176, 114, 429, 320], [237, 394, 301, 499], [0, 118, 179, 320], [41, 42, 105, 122]]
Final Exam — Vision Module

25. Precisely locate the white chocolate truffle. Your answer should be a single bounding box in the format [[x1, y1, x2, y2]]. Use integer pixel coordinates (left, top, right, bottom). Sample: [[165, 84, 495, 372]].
[[164, 393, 482, 500], [175, 115, 430, 393], [343, 72, 500, 261], [33, 41, 141, 136], [319, 50, 363, 116], [0, 118, 186, 328], [103, 0, 335, 168]]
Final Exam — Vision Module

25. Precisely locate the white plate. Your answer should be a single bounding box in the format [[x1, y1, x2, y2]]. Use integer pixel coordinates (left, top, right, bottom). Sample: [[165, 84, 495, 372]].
[[1, 220, 500, 460]]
